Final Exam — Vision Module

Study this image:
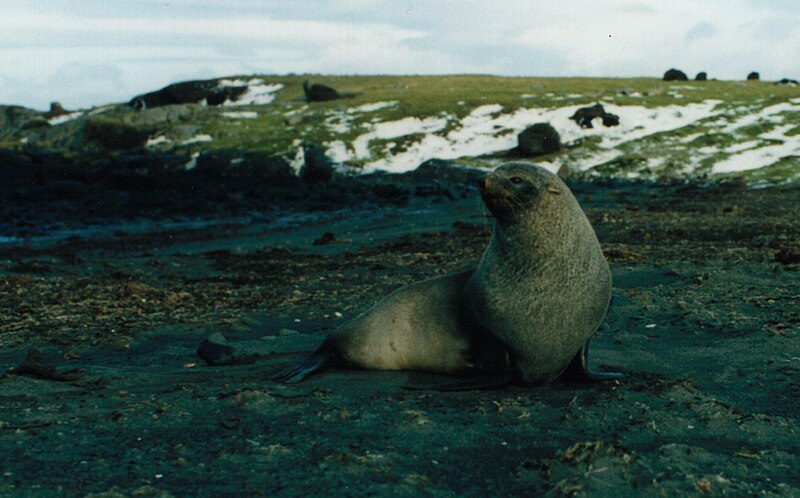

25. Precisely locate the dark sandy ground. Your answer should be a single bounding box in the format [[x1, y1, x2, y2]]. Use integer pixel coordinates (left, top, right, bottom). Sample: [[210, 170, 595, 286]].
[[1, 177, 798, 497]]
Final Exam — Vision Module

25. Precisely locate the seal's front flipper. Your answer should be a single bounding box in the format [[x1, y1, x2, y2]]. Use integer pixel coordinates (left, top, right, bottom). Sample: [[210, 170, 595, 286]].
[[559, 339, 625, 383], [272, 336, 339, 384], [403, 371, 513, 391]]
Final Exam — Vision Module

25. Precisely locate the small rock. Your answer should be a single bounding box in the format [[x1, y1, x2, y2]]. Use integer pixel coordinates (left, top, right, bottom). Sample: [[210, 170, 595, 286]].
[[313, 232, 336, 246], [774, 247, 800, 265], [196, 333, 236, 366]]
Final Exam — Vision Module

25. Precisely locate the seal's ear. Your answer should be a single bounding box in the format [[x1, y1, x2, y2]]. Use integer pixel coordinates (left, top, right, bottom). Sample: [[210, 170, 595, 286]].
[[547, 185, 561, 195]]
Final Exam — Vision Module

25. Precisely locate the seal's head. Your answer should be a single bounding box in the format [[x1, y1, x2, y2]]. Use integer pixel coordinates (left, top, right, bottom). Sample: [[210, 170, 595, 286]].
[[480, 162, 567, 223]]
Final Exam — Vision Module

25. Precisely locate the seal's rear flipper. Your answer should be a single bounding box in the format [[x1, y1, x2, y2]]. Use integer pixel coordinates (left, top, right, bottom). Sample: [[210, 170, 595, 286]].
[[272, 336, 338, 384], [559, 340, 625, 383], [403, 371, 513, 391]]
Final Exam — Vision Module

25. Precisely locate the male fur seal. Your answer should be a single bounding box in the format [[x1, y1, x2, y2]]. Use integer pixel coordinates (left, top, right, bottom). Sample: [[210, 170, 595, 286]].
[[273, 162, 622, 387]]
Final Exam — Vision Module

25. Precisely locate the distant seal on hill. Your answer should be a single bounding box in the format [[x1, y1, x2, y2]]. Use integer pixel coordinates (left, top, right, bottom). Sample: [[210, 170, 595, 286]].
[[273, 162, 622, 387]]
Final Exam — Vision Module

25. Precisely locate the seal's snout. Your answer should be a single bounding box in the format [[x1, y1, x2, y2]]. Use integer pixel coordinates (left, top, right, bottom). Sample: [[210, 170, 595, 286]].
[[480, 173, 502, 196]]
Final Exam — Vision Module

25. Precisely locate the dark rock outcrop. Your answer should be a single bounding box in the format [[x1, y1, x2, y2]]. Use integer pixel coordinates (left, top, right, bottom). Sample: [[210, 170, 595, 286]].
[[129, 80, 248, 110], [517, 123, 561, 156], [663, 69, 688, 81], [302, 81, 340, 102], [192, 149, 295, 186], [776, 78, 797, 86], [408, 159, 482, 184], [44, 102, 69, 119], [2, 105, 48, 130], [0, 149, 36, 188], [84, 118, 156, 150], [695, 72, 708, 81], [569, 104, 620, 129], [747, 72, 760, 81]]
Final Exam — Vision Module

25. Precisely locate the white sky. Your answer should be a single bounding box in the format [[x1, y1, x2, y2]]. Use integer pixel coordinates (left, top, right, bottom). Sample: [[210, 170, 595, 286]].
[[2, 0, 799, 110]]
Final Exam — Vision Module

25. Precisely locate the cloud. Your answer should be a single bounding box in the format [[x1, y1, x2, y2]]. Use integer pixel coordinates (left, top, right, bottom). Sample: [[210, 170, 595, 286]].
[[684, 22, 717, 43], [2, 1, 800, 108]]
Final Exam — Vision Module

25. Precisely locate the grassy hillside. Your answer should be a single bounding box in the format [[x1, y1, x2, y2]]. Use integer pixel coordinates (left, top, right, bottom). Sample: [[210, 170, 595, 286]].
[[3, 75, 799, 182]]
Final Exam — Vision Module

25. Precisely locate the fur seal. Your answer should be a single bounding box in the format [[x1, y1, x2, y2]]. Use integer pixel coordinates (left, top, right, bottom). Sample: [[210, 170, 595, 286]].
[[462, 162, 616, 384], [273, 162, 622, 387]]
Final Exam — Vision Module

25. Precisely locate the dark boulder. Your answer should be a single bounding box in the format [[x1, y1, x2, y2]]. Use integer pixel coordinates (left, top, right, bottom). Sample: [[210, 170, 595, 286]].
[[44, 102, 69, 119], [0, 149, 36, 189], [242, 152, 296, 186], [300, 144, 334, 183], [517, 123, 561, 156], [663, 68, 688, 81], [776, 78, 797, 86], [569, 104, 620, 129], [601, 113, 620, 127], [129, 80, 248, 110], [84, 118, 156, 150], [695, 72, 708, 81], [747, 72, 760, 81], [302, 81, 340, 102]]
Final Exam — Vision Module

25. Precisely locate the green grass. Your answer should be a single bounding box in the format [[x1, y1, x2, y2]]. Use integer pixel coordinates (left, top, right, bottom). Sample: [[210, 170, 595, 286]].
[[171, 75, 797, 154], [5, 75, 799, 182]]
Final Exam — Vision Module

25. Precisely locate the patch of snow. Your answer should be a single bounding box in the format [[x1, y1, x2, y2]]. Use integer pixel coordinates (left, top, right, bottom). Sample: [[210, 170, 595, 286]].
[[284, 106, 308, 117], [145, 135, 170, 147], [318, 98, 797, 179], [222, 111, 258, 119], [678, 133, 704, 144], [711, 125, 800, 174], [48, 111, 84, 126], [184, 152, 200, 171], [218, 78, 262, 87], [470, 104, 503, 117], [88, 105, 115, 116], [289, 147, 304, 175], [592, 101, 722, 148], [720, 102, 798, 134], [324, 141, 352, 163], [223, 79, 284, 106], [346, 100, 722, 174], [325, 116, 352, 134], [725, 141, 760, 154], [533, 162, 561, 175], [575, 149, 623, 172], [347, 101, 398, 113], [180, 134, 213, 145], [352, 116, 449, 158]]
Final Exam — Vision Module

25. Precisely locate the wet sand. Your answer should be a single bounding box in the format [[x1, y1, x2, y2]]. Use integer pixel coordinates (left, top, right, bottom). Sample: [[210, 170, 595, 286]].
[[1, 177, 799, 497]]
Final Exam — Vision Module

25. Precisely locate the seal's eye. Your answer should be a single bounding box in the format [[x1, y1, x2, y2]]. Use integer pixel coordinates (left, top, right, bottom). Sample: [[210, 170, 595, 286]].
[[509, 176, 524, 184]]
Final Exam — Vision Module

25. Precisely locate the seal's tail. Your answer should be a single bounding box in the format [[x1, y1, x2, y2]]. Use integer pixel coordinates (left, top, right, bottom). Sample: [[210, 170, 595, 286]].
[[271, 336, 338, 384]]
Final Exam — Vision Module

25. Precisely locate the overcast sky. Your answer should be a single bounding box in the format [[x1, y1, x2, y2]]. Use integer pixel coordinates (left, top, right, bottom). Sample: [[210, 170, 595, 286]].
[[2, 0, 798, 110]]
